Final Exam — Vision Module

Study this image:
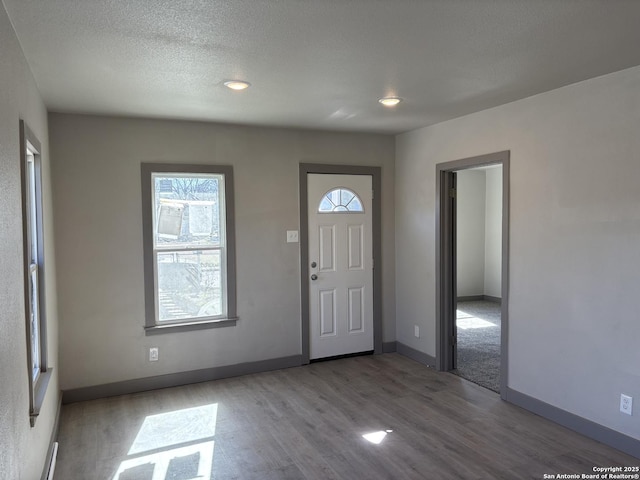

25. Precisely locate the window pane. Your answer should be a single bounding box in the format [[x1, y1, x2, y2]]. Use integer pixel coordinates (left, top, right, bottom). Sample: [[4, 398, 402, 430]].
[[27, 157, 38, 263], [153, 174, 223, 248], [347, 195, 362, 211], [29, 265, 40, 380], [319, 196, 334, 212], [340, 189, 354, 205], [156, 250, 223, 322], [329, 189, 341, 205]]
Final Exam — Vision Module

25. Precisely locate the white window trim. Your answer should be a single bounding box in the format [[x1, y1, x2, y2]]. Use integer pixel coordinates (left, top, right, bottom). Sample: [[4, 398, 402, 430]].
[[141, 164, 238, 335], [20, 120, 52, 427]]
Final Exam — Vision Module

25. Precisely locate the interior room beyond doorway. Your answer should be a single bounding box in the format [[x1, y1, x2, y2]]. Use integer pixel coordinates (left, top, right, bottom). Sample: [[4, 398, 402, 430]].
[[453, 165, 502, 392]]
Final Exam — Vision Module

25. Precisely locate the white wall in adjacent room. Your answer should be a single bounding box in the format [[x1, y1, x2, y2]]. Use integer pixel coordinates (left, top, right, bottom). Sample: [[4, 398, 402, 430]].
[[456, 166, 502, 299], [484, 166, 502, 299], [456, 169, 486, 297]]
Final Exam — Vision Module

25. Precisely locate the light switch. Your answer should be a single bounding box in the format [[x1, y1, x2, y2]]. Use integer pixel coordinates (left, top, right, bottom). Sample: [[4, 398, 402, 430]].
[[287, 230, 299, 243]]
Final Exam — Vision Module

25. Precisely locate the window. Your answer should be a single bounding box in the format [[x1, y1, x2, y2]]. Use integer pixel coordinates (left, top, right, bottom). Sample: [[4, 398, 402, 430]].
[[318, 188, 364, 212], [20, 120, 51, 427], [141, 164, 237, 334]]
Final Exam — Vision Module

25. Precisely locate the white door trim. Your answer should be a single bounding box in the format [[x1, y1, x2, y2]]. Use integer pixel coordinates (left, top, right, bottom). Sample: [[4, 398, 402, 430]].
[[299, 164, 382, 364]]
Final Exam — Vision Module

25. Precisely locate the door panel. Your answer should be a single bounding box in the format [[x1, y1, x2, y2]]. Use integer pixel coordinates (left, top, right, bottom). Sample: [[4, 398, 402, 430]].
[[308, 174, 373, 359], [319, 225, 335, 272], [348, 287, 364, 332], [347, 224, 364, 270], [319, 289, 337, 336]]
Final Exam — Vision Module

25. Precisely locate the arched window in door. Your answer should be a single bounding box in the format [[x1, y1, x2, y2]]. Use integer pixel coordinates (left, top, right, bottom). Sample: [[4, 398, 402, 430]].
[[318, 188, 364, 213]]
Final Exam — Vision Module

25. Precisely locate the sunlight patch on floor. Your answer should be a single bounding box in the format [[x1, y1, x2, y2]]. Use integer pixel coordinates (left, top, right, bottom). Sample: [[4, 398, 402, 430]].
[[115, 441, 214, 480], [456, 310, 497, 330], [114, 403, 219, 480], [129, 404, 218, 455]]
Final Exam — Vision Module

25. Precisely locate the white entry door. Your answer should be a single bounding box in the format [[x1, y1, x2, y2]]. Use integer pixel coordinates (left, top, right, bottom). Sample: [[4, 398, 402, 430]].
[[308, 174, 373, 360]]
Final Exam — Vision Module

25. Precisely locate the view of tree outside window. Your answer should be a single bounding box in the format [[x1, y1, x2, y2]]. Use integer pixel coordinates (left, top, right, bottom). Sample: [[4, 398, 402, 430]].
[[152, 173, 226, 322]]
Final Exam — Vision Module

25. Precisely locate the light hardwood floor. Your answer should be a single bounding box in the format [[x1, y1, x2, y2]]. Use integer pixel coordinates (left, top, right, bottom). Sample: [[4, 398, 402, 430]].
[[55, 353, 637, 479]]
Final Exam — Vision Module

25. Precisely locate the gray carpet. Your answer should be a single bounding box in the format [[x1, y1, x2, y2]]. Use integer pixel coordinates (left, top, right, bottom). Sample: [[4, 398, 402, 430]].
[[452, 300, 501, 393]]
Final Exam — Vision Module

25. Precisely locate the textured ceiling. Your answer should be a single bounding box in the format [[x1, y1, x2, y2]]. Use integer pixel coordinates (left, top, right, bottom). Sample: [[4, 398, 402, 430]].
[[5, 0, 640, 134]]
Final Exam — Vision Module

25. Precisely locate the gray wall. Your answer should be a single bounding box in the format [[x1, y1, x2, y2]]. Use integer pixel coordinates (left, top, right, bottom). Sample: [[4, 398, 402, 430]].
[[396, 65, 640, 440], [0, 3, 60, 479], [49, 113, 395, 390]]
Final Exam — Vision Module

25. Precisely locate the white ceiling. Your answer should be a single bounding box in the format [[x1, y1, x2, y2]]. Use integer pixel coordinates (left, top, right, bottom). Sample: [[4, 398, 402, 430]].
[[5, 0, 640, 134]]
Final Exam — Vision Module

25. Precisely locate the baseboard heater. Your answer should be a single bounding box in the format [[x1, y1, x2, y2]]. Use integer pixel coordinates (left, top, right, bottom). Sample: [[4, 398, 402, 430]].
[[45, 442, 58, 480]]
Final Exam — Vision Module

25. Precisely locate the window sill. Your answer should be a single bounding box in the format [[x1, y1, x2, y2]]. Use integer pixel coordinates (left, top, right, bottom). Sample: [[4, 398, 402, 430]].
[[144, 317, 238, 336], [30, 368, 53, 427]]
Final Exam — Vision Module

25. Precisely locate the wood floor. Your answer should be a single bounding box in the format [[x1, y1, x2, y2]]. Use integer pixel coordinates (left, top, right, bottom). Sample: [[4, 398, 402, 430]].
[[55, 353, 636, 479]]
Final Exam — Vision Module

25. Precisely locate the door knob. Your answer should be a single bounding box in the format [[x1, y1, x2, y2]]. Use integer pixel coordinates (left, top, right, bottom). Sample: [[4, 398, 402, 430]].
[[311, 261, 317, 268], [311, 274, 318, 281]]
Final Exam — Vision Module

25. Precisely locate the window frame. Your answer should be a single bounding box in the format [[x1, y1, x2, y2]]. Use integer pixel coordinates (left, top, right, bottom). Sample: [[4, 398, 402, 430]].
[[141, 163, 237, 335], [20, 120, 52, 427]]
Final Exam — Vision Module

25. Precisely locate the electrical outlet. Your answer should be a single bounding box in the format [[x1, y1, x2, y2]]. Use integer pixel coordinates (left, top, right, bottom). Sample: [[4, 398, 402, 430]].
[[414, 325, 420, 338], [620, 394, 632, 415], [149, 347, 159, 362]]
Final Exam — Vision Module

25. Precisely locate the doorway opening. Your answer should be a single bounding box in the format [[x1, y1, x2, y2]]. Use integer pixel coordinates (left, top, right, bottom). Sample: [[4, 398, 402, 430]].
[[436, 152, 509, 398]]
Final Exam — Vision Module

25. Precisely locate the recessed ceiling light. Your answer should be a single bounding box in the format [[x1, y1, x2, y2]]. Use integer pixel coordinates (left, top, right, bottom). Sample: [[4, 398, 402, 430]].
[[378, 97, 402, 107], [224, 80, 251, 91]]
